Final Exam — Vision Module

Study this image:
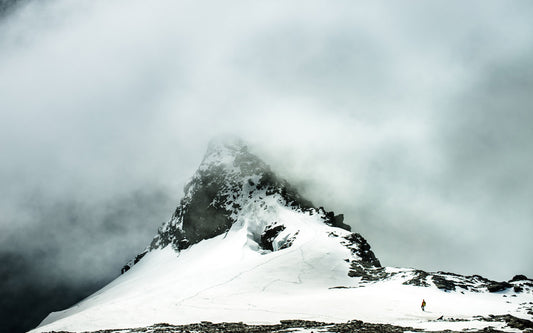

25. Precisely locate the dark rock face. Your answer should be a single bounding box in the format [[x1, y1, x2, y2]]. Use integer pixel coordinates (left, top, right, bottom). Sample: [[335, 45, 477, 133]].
[[432, 275, 457, 291], [152, 162, 240, 250], [402, 271, 513, 293], [121, 251, 148, 274], [511, 274, 528, 282], [348, 264, 389, 282], [343, 233, 381, 268], [403, 270, 431, 287], [180, 168, 235, 245], [345, 265, 525, 294], [323, 210, 351, 231], [507, 276, 533, 294], [341, 232, 386, 282], [429, 272, 509, 293], [260, 224, 286, 251], [147, 141, 301, 252], [487, 282, 513, 292]]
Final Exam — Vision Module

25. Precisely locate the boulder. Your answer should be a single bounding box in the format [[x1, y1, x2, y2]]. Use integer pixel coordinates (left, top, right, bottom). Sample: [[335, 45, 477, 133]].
[[487, 282, 512, 292]]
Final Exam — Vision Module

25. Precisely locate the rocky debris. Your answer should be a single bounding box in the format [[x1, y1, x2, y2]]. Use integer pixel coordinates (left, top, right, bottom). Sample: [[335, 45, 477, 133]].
[[348, 263, 390, 282], [508, 276, 533, 294], [476, 314, 533, 331], [429, 317, 469, 322], [121, 251, 148, 274], [348, 266, 531, 295], [402, 270, 430, 287], [399, 270, 518, 294], [430, 272, 495, 292], [39, 318, 516, 333], [260, 224, 286, 251], [278, 233, 298, 251], [432, 274, 457, 291], [330, 319, 418, 333]]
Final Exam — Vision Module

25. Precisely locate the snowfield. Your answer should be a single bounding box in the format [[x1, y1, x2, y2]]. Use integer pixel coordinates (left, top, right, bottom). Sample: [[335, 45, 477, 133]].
[[30, 200, 531, 333]]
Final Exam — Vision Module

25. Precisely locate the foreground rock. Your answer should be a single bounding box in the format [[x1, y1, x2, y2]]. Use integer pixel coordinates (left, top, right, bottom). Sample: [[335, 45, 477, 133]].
[[43, 316, 533, 333]]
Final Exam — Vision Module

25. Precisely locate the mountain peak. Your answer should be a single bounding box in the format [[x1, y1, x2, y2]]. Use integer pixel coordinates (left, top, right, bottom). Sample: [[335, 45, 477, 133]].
[[119, 139, 354, 273], [200, 135, 249, 170], [199, 136, 267, 177]]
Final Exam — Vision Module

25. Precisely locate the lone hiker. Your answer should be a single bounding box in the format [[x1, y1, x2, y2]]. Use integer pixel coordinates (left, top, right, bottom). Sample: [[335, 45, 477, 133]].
[[421, 299, 426, 311]]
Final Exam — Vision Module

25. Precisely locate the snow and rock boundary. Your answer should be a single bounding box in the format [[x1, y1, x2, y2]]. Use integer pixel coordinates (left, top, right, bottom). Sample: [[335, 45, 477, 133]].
[[37, 316, 533, 333]]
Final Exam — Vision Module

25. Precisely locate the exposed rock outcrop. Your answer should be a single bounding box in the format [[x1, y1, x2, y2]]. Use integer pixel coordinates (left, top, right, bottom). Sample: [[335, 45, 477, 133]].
[[37, 317, 528, 333]]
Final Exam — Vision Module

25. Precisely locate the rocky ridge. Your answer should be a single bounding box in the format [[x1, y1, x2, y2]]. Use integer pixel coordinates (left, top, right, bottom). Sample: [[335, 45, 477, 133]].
[[347, 263, 533, 294], [40, 315, 533, 333]]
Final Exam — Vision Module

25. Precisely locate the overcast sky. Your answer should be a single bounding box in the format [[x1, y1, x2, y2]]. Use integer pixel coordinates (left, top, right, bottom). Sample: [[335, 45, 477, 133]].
[[1, 2, 532, 317]]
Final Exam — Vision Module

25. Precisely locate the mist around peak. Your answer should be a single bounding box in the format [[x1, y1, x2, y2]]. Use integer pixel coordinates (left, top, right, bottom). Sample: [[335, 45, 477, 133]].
[[2, 1, 533, 332], [206, 135, 246, 154]]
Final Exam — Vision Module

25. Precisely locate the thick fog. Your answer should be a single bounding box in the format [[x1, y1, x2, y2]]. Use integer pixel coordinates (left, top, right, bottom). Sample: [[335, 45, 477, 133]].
[[1, 3, 533, 329]]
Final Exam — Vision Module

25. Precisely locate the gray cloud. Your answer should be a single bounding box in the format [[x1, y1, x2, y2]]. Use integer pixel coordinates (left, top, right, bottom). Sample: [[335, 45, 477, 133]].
[[1, 6, 533, 330]]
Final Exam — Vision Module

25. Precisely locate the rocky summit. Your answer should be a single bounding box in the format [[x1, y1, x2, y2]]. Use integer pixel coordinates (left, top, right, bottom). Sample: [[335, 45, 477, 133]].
[[122, 137, 356, 274]]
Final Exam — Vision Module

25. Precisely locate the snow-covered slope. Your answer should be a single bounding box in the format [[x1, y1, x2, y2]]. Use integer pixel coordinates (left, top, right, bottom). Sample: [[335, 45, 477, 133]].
[[30, 138, 533, 333]]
